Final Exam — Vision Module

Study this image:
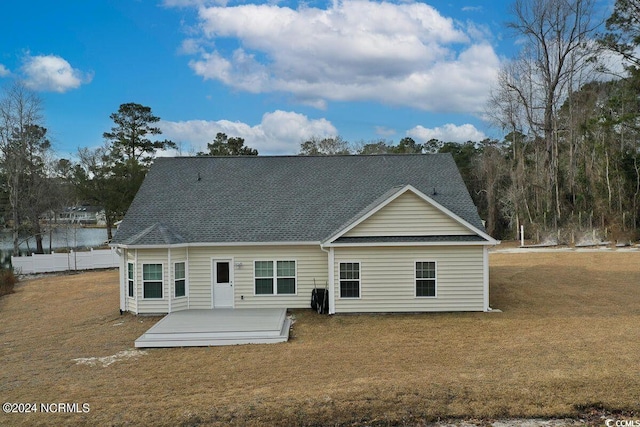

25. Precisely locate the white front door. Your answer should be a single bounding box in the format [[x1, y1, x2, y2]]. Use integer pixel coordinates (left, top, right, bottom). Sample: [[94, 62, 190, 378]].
[[212, 259, 234, 308]]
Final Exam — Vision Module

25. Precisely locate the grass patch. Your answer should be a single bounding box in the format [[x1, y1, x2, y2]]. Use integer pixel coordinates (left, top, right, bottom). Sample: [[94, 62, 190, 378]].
[[1, 253, 639, 426]]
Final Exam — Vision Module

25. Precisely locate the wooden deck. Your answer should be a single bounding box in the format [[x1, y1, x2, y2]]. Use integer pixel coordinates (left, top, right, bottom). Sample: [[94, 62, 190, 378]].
[[134, 308, 291, 348]]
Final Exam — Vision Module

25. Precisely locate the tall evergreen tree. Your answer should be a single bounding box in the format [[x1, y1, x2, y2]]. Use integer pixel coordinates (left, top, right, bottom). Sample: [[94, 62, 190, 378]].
[[73, 103, 175, 241], [198, 133, 258, 156], [601, 0, 640, 68]]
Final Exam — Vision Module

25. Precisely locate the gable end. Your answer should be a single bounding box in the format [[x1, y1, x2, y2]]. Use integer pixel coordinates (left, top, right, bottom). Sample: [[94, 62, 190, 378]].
[[325, 185, 497, 245]]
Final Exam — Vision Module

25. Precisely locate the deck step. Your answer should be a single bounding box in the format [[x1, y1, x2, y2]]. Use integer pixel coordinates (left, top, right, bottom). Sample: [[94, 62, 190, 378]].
[[140, 329, 283, 340], [134, 310, 291, 348]]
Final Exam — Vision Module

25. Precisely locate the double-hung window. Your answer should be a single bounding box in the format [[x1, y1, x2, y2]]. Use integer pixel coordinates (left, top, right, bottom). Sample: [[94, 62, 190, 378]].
[[255, 261, 274, 294], [276, 261, 296, 294], [174, 262, 186, 298], [127, 262, 135, 298], [415, 261, 436, 297], [254, 260, 296, 295], [339, 262, 360, 298], [142, 264, 163, 299]]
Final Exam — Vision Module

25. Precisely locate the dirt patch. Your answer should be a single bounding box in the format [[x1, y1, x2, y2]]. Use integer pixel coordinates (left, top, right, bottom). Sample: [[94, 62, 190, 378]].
[[1, 254, 639, 426]]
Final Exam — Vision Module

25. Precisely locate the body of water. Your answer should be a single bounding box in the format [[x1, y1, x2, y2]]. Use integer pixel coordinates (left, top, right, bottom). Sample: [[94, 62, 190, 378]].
[[0, 227, 113, 269]]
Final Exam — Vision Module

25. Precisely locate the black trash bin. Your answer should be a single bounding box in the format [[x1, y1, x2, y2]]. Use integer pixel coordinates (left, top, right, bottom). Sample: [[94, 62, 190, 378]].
[[311, 288, 329, 314]]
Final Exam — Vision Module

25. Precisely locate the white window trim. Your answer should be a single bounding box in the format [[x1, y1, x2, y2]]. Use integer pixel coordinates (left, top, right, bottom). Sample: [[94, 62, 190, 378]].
[[127, 261, 135, 299], [253, 259, 298, 296], [174, 261, 187, 299], [415, 260, 437, 298], [338, 261, 361, 299], [142, 262, 165, 300]]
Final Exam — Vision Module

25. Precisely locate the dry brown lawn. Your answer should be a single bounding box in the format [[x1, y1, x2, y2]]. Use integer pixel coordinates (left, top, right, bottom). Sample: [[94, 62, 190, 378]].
[[1, 251, 639, 426]]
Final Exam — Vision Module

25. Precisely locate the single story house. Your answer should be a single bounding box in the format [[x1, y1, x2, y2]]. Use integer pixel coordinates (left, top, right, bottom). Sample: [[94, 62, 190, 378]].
[[111, 154, 499, 315], [44, 205, 106, 226]]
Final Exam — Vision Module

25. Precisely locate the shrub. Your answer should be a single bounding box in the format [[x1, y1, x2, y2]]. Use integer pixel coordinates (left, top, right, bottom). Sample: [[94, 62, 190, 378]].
[[0, 269, 17, 297]]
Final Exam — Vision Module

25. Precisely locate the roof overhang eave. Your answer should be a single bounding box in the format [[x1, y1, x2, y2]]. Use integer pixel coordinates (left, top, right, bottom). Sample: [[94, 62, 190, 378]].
[[110, 240, 323, 250]]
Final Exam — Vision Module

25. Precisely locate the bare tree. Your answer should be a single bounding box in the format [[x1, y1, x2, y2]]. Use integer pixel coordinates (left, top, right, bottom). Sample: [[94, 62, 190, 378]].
[[474, 140, 509, 236], [0, 82, 51, 255], [499, 0, 601, 224]]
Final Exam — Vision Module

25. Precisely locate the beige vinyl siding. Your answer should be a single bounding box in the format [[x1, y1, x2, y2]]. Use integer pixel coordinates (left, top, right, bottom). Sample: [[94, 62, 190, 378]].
[[169, 248, 188, 312], [184, 245, 327, 311], [344, 191, 473, 237], [186, 247, 211, 309], [333, 246, 484, 313], [171, 297, 188, 311]]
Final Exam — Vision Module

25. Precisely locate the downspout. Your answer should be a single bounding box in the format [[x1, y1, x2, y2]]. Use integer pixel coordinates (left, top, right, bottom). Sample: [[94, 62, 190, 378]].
[[115, 246, 125, 314], [186, 246, 190, 309], [319, 243, 335, 315], [168, 247, 172, 314], [483, 245, 489, 311], [134, 249, 138, 313], [484, 240, 500, 312]]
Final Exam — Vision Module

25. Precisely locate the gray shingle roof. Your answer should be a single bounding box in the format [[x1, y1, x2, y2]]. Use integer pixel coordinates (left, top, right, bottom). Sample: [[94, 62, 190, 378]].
[[111, 154, 487, 246]]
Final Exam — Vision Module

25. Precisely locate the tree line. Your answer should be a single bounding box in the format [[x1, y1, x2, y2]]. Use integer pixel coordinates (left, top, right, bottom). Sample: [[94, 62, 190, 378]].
[[0, 94, 177, 254], [0, 0, 638, 253], [301, 0, 640, 244]]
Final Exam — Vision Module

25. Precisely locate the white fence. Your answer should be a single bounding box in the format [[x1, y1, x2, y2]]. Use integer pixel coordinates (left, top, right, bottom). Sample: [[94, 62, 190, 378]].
[[11, 248, 119, 274]]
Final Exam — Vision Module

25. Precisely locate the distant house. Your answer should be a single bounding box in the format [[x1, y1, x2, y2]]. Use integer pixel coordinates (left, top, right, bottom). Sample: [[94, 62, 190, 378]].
[[110, 155, 499, 315], [55, 206, 106, 226]]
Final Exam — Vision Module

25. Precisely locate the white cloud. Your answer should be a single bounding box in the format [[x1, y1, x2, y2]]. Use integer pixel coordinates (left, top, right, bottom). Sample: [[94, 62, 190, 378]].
[[159, 110, 337, 155], [21, 54, 92, 93], [407, 123, 486, 143], [0, 64, 10, 77], [178, 38, 204, 55], [375, 126, 396, 137], [178, 0, 500, 113]]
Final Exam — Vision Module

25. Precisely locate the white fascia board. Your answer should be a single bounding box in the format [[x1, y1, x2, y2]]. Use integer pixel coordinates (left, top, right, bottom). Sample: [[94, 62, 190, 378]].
[[323, 184, 499, 245]]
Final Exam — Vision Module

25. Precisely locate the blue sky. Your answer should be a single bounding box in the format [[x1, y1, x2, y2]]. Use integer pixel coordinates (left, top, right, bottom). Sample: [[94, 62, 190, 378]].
[[0, 0, 610, 157]]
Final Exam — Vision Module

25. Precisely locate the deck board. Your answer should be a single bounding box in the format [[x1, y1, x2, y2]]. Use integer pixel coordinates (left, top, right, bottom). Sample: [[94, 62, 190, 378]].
[[135, 308, 290, 348]]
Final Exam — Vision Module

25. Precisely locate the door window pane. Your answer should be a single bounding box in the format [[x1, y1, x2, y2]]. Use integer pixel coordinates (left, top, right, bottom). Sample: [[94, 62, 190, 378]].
[[216, 262, 230, 283]]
